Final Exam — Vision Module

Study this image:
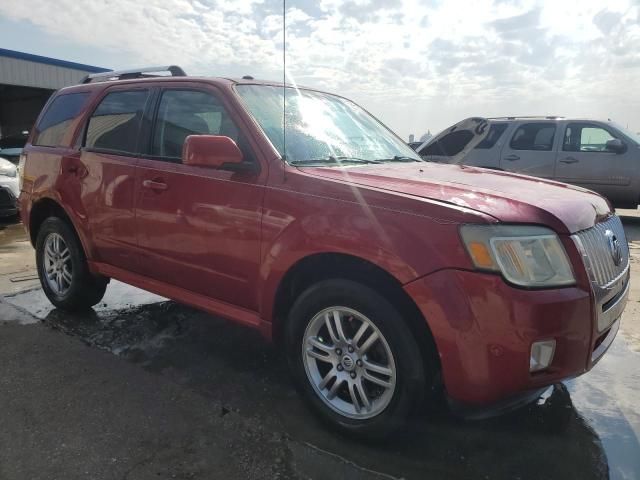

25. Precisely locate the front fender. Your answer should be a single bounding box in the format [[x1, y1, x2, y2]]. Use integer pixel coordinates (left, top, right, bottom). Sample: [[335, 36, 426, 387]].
[[257, 205, 466, 323]]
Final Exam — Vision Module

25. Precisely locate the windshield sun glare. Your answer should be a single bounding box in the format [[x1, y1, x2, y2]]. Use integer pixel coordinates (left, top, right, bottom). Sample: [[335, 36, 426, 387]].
[[235, 84, 420, 165]]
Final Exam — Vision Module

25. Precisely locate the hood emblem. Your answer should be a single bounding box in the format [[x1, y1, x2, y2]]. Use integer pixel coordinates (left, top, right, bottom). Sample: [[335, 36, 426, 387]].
[[605, 230, 622, 266]]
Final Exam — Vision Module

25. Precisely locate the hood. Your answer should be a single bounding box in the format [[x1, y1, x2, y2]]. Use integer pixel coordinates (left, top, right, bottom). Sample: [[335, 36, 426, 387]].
[[303, 162, 611, 234]]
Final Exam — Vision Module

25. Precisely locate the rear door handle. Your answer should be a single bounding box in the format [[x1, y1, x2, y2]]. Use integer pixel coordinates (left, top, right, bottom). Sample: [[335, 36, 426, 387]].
[[142, 179, 168, 191], [560, 157, 579, 164], [504, 155, 520, 161], [65, 164, 88, 178]]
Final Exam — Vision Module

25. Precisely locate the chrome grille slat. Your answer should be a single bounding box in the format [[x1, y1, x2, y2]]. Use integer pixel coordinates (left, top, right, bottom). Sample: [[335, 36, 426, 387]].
[[573, 216, 629, 287]]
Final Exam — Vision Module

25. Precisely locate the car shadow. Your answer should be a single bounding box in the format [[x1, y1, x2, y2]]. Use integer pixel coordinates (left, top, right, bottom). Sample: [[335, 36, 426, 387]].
[[42, 301, 613, 480]]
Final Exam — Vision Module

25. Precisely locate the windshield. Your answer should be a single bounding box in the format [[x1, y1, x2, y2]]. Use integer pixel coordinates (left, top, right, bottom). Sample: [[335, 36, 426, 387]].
[[612, 121, 640, 145], [235, 84, 421, 165]]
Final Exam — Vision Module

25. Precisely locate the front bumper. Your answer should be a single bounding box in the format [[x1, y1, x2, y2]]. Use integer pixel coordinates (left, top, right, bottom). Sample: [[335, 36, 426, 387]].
[[404, 269, 617, 406]]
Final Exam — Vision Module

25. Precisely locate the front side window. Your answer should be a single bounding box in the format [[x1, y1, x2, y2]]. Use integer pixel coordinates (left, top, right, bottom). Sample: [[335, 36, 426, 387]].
[[34, 92, 91, 147], [235, 84, 420, 164], [152, 90, 240, 160], [563, 123, 616, 152], [510, 123, 556, 151], [85, 90, 150, 155]]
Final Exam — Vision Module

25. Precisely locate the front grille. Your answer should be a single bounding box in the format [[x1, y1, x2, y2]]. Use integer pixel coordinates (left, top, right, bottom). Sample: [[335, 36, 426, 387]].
[[572, 215, 629, 287], [0, 187, 13, 207]]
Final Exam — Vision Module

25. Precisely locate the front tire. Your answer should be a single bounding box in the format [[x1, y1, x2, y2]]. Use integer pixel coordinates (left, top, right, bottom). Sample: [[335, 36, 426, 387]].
[[36, 217, 107, 311], [285, 279, 428, 438]]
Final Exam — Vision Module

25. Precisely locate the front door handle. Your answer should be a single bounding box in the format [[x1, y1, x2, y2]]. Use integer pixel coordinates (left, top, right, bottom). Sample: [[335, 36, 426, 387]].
[[504, 154, 520, 161], [560, 157, 579, 164], [142, 179, 168, 191]]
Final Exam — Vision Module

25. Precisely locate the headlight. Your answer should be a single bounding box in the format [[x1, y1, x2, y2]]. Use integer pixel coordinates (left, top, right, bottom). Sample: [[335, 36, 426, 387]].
[[460, 225, 575, 287]]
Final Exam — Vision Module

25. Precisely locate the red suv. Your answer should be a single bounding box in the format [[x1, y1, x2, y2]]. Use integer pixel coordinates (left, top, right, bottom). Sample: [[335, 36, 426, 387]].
[[19, 67, 629, 437]]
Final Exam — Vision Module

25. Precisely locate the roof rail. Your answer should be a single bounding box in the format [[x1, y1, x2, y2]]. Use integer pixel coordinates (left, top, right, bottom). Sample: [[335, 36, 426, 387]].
[[80, 65, 187, 84], [487, 115, 565, 121]]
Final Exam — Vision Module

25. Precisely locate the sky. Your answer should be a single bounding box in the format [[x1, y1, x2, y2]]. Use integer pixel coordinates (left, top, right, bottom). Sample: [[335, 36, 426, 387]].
[[0, 0, 639, 140]]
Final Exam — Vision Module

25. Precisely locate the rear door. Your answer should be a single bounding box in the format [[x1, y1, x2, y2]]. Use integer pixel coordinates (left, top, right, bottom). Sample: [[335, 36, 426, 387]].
[[79, 87, 151, 270], [134, 84, 264, 311], [499, 121, 559, 178], [555, 121, 634, 205]]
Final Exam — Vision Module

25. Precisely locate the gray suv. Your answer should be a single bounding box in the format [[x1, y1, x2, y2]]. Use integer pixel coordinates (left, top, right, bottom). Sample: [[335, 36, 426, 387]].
[[418, 117, 640, 208]]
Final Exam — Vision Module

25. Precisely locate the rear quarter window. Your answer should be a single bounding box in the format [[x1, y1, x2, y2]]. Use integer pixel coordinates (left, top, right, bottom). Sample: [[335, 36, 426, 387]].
[[33, 92, 91, 147]]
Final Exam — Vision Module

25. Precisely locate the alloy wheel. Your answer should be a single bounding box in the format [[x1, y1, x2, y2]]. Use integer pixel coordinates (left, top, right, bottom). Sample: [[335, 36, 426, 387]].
[[43, 232, 72, 296], [302, 306, 397, 419]]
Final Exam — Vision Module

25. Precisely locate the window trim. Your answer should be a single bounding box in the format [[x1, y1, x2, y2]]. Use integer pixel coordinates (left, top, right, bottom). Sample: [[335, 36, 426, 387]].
[[81, 87, 152, 157], [561, 122, 621, 153], [509, 122, 557, 152]]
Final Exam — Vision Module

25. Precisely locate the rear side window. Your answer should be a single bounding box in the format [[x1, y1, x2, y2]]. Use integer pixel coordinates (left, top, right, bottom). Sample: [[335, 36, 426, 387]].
[[34, 92, 90, 147], [475, 123, 508, 149], [85, 90, 150, 155], [510, 123, 556, 151]]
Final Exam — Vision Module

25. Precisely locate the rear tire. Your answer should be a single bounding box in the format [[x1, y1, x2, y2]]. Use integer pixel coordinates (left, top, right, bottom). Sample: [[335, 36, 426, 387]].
[[36, 217, 107, 311], [285, 279, 429, 438]]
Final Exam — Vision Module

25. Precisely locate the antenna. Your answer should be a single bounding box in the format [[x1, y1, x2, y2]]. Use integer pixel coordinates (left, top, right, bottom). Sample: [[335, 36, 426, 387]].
[[282, 0, 287, 166]]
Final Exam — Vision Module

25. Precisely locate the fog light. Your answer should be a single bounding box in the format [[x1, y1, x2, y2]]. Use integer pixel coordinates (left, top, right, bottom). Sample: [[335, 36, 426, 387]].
[[530, 340, 556, 372]]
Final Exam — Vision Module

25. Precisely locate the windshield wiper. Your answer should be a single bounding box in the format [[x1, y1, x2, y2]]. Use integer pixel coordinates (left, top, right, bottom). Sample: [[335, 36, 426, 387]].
[[378, 156, 423, 163], [289, 156, 382, 166]]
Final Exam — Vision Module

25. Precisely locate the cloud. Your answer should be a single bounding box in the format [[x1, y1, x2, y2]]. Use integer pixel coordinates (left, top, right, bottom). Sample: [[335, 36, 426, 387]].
[[0, 0, 638, 138], [337, 0, 402, 22], [593, 9, 624, 35]]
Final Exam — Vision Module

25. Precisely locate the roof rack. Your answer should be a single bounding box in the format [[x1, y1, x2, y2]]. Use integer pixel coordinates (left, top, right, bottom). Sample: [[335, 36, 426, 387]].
[[487, 116, 565, 121], [80, 65, 187, 84]]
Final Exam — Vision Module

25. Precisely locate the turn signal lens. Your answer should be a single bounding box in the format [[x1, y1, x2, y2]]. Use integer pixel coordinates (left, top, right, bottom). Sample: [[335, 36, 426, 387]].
[[468, 242, 495, 268]]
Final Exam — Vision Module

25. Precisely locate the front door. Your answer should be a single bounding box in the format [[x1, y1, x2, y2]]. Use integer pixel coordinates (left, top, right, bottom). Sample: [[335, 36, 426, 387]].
[[555, 122, 634, 205], [134, 87, 264, 311], [499, 122, 559, 178], [80, 88, 151, 270]]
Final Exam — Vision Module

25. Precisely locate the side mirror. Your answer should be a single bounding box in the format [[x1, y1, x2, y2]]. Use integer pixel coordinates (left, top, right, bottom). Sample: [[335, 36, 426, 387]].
[[606, 138, 626, 154], [182, 135, 244, 169]]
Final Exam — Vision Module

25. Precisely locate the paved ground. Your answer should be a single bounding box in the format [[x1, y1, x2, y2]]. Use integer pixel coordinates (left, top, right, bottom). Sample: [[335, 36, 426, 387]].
[[1, 212, 639, 480], [0, 219, 39, 294]]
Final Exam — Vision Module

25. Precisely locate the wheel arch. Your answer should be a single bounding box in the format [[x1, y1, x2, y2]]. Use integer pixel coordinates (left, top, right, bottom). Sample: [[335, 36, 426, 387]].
[[28, 197, 92, 259], [270, 252, 441, 380]]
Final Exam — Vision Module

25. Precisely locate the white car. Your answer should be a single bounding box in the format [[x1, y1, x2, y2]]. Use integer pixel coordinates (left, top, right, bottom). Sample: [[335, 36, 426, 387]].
[[0, 156, 19, 217]]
